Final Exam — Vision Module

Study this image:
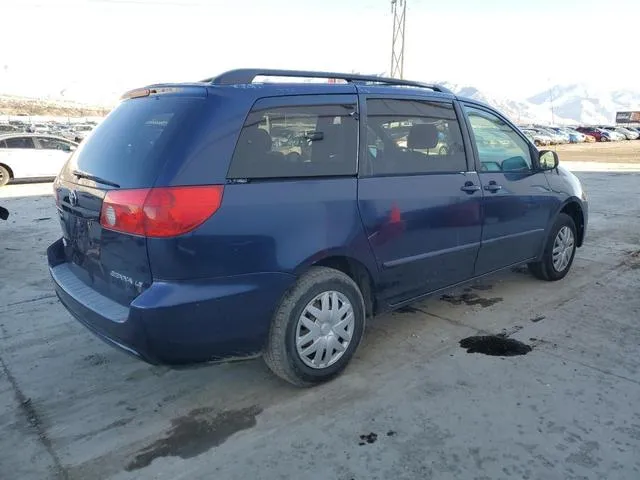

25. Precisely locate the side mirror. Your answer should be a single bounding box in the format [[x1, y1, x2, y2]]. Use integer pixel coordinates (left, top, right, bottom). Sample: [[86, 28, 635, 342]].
[[538, 150, 559, 171]]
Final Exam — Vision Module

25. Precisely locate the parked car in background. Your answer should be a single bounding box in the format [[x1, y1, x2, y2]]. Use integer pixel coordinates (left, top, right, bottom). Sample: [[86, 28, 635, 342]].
[[620, 127, 640, 140], [71, 124, 94, 143], [563, 129, 586, 143], [600, 128, 624, 141], [565, 127, 594, 143], [522, 128, 551, 146], [0, 134, 77, 186], [48, 69, 588, 386], [576, 126, 608, 142], [0, 124, 20, 133], [27, 123, 52, 134], [597, 129, 615, 141], [601, 126, 639, 140], [548, 127, 573, 143], [625, 126, 640, 137], [522, 129, 539, 145], [533, 127, 565, 144]]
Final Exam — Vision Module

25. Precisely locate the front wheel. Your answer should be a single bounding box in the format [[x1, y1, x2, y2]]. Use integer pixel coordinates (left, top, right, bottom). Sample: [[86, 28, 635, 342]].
[[529, 213, 577, 281], [0, 165, 10, 187], [264, 267, 366, 387]]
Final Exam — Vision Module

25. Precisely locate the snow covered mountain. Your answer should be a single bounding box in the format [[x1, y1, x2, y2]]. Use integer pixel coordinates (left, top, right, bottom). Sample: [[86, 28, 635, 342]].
[[438, 82, 568, 125], [527, 84, 640, 125], [436, 82, 640, 125]]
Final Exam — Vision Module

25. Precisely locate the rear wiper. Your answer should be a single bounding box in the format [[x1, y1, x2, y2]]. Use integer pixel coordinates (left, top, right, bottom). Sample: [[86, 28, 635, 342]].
[[72, 170, 120, 188]]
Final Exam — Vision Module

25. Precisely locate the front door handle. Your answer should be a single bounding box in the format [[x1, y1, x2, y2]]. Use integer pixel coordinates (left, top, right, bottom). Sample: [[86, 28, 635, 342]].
[[484, 182, 503, 193], [460, 183, 481, 193]]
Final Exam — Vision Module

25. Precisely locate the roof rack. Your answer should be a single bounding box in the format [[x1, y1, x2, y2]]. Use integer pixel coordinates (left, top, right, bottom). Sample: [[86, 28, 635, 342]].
[[203, 69, 453, 94]]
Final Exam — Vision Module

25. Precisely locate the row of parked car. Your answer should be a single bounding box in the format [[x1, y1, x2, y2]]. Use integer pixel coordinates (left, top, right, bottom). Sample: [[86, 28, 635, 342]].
[[520, 124, 640, 146], [0, 120, 96, 143]]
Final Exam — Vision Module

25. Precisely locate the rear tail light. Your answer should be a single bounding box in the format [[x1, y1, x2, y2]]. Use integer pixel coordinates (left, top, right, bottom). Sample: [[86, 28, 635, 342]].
[[53, 178, 61, 207], [100, 186, 224, 237]]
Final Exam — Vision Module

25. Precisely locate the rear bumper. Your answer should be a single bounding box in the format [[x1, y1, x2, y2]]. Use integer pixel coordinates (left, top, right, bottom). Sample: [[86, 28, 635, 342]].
[[48, 238, 296, 365]]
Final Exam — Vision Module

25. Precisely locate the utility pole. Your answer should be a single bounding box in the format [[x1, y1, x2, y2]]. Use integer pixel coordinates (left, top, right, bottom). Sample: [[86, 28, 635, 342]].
[[390, 0, 406, 79], [548, 80, 556, 125]]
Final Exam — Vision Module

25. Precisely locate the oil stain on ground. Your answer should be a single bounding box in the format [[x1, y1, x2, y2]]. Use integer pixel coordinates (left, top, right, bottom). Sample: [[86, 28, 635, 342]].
[[126, 405, 262, 471], [358, 432, 378, 446], [460, 335, 532, 356], [441, 292, 503, 308]]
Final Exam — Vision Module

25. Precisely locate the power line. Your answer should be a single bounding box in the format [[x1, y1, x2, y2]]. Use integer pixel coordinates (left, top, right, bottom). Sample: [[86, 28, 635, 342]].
[[87, 0, 208, 6], [390, 0, 406, 79]]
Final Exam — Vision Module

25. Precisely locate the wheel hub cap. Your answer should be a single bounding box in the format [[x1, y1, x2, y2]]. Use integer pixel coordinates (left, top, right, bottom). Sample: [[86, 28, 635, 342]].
[[552, 226, 575, 272], [296, 291, 355, 369]]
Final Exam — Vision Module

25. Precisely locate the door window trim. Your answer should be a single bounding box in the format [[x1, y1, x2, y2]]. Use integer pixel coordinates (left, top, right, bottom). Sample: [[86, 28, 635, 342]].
[[359, 95, 472, 178]]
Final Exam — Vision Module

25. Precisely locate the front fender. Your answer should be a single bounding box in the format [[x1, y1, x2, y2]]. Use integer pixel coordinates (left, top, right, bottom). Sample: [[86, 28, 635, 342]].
[[536, 196, 587, 260]]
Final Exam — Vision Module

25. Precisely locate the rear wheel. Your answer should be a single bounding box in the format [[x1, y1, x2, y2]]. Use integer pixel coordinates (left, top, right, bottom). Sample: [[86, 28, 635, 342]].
[[264, 267, 365, 387], [529, 213, 577, 281], [0, 165, 10, 187]]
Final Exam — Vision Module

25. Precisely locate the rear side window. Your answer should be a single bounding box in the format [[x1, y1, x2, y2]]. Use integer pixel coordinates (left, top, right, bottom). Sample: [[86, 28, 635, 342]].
[[364, 99, 467, 176], [4, 137, 35, 149], [64, 96, 204, 188], [228, 104, 357, 179]]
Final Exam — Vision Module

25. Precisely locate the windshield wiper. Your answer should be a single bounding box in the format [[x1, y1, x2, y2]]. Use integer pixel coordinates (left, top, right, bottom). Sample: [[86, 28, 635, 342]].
[[72, 170, 120, 188]]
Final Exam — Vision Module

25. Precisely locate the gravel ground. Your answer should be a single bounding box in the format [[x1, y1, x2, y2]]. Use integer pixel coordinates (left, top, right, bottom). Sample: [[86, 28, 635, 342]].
[[1, 152, 639, 480], [552, 141, 640, 163]]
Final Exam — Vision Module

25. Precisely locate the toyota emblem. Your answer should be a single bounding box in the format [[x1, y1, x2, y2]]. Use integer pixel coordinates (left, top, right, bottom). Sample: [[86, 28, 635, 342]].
[[69, 190, 78, 207]]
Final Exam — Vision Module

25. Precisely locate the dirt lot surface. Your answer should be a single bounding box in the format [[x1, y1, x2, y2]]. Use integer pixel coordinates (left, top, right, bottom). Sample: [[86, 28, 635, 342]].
[[1, 147, 640, 479], [553, 141, 640, 163]]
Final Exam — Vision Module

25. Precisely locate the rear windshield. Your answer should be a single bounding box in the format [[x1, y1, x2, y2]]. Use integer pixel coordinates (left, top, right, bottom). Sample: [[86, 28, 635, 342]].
[[63, 95, 204, 188]]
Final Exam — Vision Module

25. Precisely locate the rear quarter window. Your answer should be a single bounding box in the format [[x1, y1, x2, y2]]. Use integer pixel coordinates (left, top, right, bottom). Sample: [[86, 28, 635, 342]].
[[228, 103, 358, 179], [63, 95, 205, 188]]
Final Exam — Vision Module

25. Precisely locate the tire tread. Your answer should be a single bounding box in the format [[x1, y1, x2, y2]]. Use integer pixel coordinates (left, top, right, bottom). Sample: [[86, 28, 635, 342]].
[[263, 267, 364, 387], [528, 213, 576, 281]]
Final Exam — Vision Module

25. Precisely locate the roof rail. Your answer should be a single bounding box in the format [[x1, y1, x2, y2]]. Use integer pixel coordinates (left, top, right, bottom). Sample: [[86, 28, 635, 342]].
[[204, 69, 453, 94]]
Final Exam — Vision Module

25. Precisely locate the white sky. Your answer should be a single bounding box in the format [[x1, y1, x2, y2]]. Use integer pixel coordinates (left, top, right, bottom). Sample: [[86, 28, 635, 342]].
[[1, 0, 639, 104]]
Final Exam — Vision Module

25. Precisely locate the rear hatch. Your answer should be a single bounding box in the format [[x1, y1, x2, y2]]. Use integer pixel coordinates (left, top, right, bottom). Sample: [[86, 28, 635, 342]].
[[54, 87, 208, 306]]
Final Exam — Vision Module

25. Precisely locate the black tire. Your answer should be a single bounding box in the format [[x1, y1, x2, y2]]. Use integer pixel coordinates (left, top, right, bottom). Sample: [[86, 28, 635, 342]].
[[528, 213, 577, 281], [263, 266, 365, 387], [0, 165, 10, 187]]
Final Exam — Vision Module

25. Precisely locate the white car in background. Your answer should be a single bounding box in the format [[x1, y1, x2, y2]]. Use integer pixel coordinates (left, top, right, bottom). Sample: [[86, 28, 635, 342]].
[[71, 124, 94, 143], [0, 134, 77, 186]]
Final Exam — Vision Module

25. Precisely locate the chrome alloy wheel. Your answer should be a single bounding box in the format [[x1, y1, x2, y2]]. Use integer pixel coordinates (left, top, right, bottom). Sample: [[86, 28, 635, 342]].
[[295, 291, 355, 369], [552, 226, 575, 272]]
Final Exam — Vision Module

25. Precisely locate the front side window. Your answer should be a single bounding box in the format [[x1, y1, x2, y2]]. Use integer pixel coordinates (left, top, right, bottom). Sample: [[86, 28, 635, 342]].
[[465, 106, 533, 172], [364, 99, 467, 176], [228, 103, 357, 179]]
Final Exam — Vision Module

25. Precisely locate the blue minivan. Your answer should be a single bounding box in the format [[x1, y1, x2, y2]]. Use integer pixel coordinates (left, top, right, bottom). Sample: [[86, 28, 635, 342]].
[[48, 69, 588, 386]]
